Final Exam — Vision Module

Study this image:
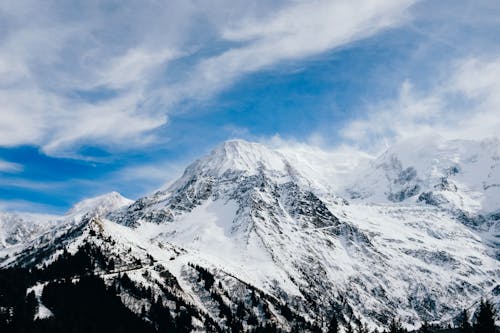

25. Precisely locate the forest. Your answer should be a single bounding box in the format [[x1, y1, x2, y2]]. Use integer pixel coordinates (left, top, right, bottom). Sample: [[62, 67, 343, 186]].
[[0, 244, 497, 333]]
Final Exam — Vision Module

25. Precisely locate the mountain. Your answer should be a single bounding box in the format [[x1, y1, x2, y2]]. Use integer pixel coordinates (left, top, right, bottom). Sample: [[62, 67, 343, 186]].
[[345, 136, 500, 217], [68, 191, 134, 218], [0, 138, 498, 332], [0, 212, 61, 249], [0, 192, 132, 262]]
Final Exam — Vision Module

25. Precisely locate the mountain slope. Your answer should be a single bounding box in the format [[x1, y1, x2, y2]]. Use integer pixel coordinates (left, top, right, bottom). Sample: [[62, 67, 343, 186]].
[[0, 192, 132, 263], [345, 136, 500, 214], [107, 139, 500, 329], [0, 212, 61, 249], [1, 138, 499, 331]]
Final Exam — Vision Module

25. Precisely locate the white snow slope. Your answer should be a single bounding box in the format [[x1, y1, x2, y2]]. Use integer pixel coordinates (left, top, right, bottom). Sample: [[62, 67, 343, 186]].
[[1, 138, 499, 331]]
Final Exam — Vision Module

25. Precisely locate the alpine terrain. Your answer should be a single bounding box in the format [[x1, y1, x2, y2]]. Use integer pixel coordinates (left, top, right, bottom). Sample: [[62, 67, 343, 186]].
[[1, 137, 498, 332]]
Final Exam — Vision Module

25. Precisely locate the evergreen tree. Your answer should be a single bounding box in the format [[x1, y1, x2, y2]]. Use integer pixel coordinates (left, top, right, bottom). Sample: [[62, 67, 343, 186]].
[[327, 315, 339, 333], [236, 302, 246, 318], [25, 290, 38, 321], [460, 309, 472, 333], [251, 290, 258, 307], [388, 318, 405, 333], [419, 320, 430, 333], [474, 300, 496, 333], [352, 316, 362, 332], [176, 308, 193, 333], [230, 319, 244, 333], [248, 312, 258, 326]]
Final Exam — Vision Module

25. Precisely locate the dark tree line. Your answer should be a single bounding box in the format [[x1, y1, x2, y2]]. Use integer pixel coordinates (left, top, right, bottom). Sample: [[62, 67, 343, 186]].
[[0, 244, 196, 333], [1, 243, 497, 333], [325, 300, 497, 333]]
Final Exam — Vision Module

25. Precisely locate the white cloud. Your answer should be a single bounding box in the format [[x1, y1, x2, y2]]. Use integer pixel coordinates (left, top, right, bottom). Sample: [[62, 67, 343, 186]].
[[0, 0, 416, 157], [0, 0, 193, 155], [167, 0, 416, 102], [0, 200, 64, 213], [263, 134, 374, 190], [113, 160, 187, 193], [340, 80, 444, 149], [339, 56, 500, 150], [97, 48, 179, 90], [0, 160, 22, 173]]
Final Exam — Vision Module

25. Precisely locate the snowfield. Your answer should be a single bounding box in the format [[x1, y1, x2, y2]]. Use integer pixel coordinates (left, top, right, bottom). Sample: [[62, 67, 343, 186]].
[[1, 137, 498, 331]]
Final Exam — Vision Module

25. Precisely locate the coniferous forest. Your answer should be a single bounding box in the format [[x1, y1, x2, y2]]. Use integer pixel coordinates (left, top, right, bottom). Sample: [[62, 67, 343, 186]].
[[0, 244, 497, 333], [0, 268, 495, 333]]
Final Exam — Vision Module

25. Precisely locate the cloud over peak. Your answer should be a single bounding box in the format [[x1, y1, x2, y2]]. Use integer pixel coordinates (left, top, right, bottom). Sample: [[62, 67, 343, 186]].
[[339, 55, 500, 151]]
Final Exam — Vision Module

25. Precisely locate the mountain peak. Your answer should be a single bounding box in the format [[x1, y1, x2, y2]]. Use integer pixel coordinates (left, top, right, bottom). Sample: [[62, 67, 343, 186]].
[[345, 136, 500, 213], [186, 139, 290, 178], [67, 191, 133, 217]]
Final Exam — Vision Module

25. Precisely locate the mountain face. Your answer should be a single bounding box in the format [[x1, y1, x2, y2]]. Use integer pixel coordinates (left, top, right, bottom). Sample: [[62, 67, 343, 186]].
[[0, 212, 60, 249], [345, 136, 500, 226], [0, 192, 132, 249], [1, 138, 499, 332]]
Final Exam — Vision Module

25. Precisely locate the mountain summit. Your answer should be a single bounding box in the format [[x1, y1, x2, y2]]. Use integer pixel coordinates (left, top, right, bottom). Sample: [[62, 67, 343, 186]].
[[1, 137, 498, 332], [187, 140, 291, 177]]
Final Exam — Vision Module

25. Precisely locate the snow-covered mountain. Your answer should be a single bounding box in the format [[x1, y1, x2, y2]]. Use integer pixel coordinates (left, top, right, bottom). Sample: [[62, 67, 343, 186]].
[[345, 135, 500, 215], [68, 191, 134, 219], [0, 212, 60, 249], [0, 192, 132, 253], [1, 138, 498, 332]]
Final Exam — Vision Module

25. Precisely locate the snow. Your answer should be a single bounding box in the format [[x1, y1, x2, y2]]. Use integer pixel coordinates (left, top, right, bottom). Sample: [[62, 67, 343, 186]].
[[27, 283, 53, 320], [179, 136, 500, 216], [1, 136, 499, 330], [277, 143, 374, 192], [344, 135, 500, 214], [0, 192, 132, 251], [168, 140, 305, 193], [68, 191, 133, 218], [194, 140, 290, 177], [0, 212, 61, 248]]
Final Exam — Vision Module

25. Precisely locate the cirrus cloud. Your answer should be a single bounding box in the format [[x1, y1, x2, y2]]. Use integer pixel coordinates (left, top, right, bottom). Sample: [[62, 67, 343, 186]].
[[0, 0, 417, 157], [339, 56, 500, 150]]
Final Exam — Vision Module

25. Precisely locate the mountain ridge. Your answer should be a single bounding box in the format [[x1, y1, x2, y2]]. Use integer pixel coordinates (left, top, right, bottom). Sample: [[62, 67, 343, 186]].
[[1, 137, 499, 332]]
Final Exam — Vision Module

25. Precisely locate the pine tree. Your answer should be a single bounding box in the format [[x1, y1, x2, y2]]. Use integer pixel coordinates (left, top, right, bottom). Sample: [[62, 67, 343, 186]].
[[251, 290, 258, 307], [388, 318, 404, 333], [328, 315, 339, 333], [419, 320, 430, 333], [25, 290, 38, 321], [460, 309, 472, 333], [236, 302, 246, 318], [474, 300, 496, 333]]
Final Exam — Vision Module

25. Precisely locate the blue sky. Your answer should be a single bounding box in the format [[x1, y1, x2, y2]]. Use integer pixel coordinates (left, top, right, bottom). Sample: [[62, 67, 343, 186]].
[[1, 0, 499, 213]]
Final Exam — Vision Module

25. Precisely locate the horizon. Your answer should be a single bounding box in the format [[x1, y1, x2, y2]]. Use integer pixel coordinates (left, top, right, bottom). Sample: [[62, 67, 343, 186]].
[[1, 0, 500, 213]]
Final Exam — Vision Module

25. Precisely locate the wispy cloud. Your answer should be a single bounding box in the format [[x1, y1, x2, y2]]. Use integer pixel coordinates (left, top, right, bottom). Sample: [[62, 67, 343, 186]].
[[262, 134, 374, 190], [112, 160, 187, 194], [0, 0, 416, 157], [339, 56, 500, 150], [0, 160, 23, 173], [162, 0, 416, 103], [0, 0, 196, 156], [0, 199, 62, 214]]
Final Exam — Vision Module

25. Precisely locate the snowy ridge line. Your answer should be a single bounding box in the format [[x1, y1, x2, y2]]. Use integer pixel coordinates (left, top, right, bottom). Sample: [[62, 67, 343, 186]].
[[1, 137, 499, 331]]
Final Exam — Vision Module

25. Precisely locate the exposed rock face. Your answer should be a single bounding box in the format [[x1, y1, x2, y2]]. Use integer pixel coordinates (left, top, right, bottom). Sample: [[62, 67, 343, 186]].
[[1, 138, 498, 331]]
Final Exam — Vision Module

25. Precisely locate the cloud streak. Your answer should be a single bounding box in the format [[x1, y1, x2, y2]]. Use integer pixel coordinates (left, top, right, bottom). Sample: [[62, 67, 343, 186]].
[[0, 160, 22, 173], [340, 56, 500, 150], [164, 0, 416, 104], [0, 0, 416, 157]]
